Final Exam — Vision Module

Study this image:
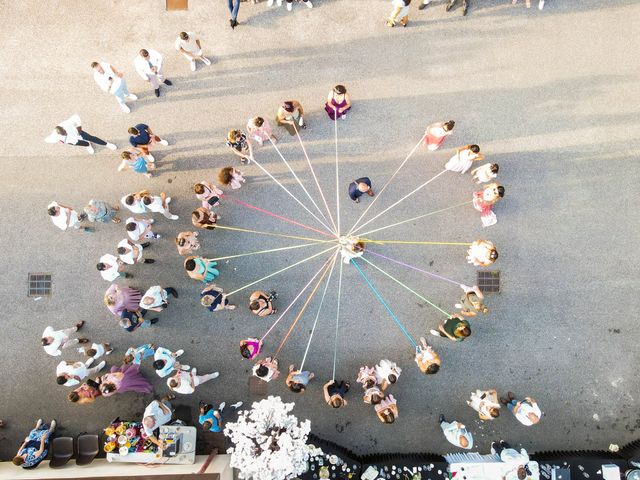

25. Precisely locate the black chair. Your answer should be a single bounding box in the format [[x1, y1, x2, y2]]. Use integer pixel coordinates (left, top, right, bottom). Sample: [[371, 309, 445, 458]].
[[76, 434, 99, 466], [49, 437, 74, 468]]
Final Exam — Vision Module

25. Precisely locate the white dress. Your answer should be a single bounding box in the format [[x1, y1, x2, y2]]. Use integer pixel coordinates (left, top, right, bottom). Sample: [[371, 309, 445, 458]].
[[445, 149, 477, 174], [472, 163, 497, 183]]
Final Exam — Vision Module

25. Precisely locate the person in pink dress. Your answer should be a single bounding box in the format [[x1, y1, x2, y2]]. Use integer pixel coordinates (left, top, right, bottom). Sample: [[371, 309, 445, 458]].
[[424, 120, 455, 151], [246, 117, 278, 146], [98, 363, 153, 397], [103, 284, 143, 316], [193, 181, 223, 209], [472, 183, 504, 227], [218, 167, 245, 190]]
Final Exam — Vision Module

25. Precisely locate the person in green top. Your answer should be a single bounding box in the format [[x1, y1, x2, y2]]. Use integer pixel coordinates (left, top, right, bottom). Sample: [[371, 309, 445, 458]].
[[430, 315, 471, 342]]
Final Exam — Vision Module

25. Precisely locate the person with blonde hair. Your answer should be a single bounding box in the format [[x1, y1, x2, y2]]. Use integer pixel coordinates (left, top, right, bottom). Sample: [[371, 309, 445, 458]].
[[456, 284, 489, 316], [466, 239, 498, 267], [118, 149, 154, 178], [201, 284, 236, 311], [175, 231, 200, 255], [467, 389, 501, 420]]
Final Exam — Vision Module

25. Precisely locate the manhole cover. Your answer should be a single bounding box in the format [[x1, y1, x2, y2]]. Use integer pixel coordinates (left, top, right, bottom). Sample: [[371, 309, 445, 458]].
[[477, 270, 500, 294], [28, 273, 52, 297], [248, 375, 268, 398]]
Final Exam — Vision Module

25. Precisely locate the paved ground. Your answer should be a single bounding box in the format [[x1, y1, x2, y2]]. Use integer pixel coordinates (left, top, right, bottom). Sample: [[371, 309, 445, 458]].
[[0, 0, 639, 462]]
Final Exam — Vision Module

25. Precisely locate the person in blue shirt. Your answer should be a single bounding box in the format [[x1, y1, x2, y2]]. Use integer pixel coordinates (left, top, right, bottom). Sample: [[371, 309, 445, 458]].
[[12, 419, 56, 468], [127, 123, 169, 162], [124, 343, 157, 365], [348, 177, 375, 203], [198, 401, 243, 432]]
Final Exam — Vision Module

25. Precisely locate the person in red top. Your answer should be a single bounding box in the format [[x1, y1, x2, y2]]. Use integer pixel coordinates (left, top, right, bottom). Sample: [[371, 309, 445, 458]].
[[424, 120, 455, 151]]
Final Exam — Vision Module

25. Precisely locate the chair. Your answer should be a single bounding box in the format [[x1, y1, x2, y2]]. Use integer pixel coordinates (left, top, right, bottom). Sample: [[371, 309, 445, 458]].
[[49, 437, 74, 468], [76, 434, 99, 466]]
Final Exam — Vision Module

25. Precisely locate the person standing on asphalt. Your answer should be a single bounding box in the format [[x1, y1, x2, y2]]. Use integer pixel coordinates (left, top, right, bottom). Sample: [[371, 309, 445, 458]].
[[175, 31, 211, 71], [467, 388, 501, 420], [285, 0, 313, 11], [134, 49, 173, 98], [423, 120, 455, 151], [500, 392, 542, 426], [218, 166, 246, 190], [91, 61, 138, 113], [414, 336, 441, 374], [445, 144, 485, 174], [286, 365, 314, 393], [167, 368, 219, 395], [175, 231, 200, 255], [512, 0, 544, 10], [252, 357, 280, 382], [247, 116, 278, 146], [121, 190, 149, 214], [226, 129, 253, 164], [375, 394, 398, 423], [324, 85, 352, 120], [276, 101, 306, 135], [84, 199, 121, 225], [192, 207, 219, 230], [227, 0, 241, 28], [439, 415, 473, 448], [445, 0, 469, 15], [456, 284, 489, 317], [491, 440, 532, 479], [348, 177, 375, 203], [386, 0, 411, 27], [430, 315, 471, 342], [249, 290, 277, 316], [142, 395, 175, 449], [153, 347, 189, 378], [471, 163, 499, 184], [126, 217, 160, 241], [194, 181, 223, 209], [41, 322, 88, 357], [47, 202, 92, 232], [78, 342, 113, 361], [97, 253, 131, 281], [199, 401, 243, 431], [128, 123, 169, 162], [142, 192, 179, 220], [118, 149, 155, 178], [200, 284, 236, 311], [56, 358, 106, 387], [185, 257, 220, 283], [119, 309, 159, 332], [45, 114, 117, 154], [117, 238, 155, 266], [139, 286, 179, 312]]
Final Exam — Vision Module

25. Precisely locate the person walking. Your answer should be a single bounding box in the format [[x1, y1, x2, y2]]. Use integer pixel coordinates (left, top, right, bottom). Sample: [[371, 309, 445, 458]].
[[423, 120, 455, 151], [199, 401, 243, 432], [99, 363, 154, 396], [56, 358, 106, 387], [276, 100, 306, 135], [375, 395, 399, 424], [226, 129, 253, 164], [247, 116, 277, 146], [117, 238, 155, 266], [78, 342, 113, 360], [201, 284, 236, 311], [324, 85, 352, 120], [456, 284, 489, 317], [445, 0, 469, 15], [500, 392, 542, 426], [41, 322, 88, 357], [467, 388, 501, 420], [142, 395, 175, 449], [348, 177, 375, 203], [194, 181, 223, 209], [45, 114, 116, 154], [97, 253, 130, 282], [375, 359, 402, 390], [84, 199, 121, 224], [445, 145, 485, 174], [153, 346, 189, 378], [124, 343, 156, 365], [430, 315, 471, 342], [134, 48, 173, 97], [192, 207, 220, 230], [121, 190, 149, 214], [286, 365, 314, 393], [128, 124, 169, 162], [252, 357, 280, 382], [118, 149, 155, 178], [185, 257, 220, 283], [491, 440, 532, 479], [91, 61, 137, 113], [168, 368, 219, 394], [227, 0, 241, 28], [471, 163, 499, 184], [175, 31, 211, 71], [249, 290, 277, 316], [140, 286, 179, 312], [119, 309, 159, 332], [439, 415, 473, 448], [175, 231, 200, 255], [47, 202, 92, 232], [323, 379, 350, 408], [218, 166, 245, 190], [12, 419, 56, 468], [466, 239, 498, 267], [125, 217, 160, 241], [414, 336, 441, 374], [142, 192, 179, 220], [386, 0, 411, 27], [104, 284, 143, 316], [472, 182, 505, 227]]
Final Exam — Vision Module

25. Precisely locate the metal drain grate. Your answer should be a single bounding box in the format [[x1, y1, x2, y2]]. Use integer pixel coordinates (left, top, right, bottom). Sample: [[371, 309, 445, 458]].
[[248, 375, 268, 398], [28, 273, 52, 297], [477, 270, 500, 294]]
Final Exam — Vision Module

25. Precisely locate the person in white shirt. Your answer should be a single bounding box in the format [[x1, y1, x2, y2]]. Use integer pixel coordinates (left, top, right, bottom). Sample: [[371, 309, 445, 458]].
[[501, 392, 542, 426], [91, 61, 138, 113], [467, 389, 501, 420], [134, 49, 172, 98], [141, 193, 179, 220], [471, 163, 499, 184], [439, 415, 473, 449], [491, 440, 531, 480], [466, 239, 498, 267], [47, 202, 91, 232], [268, 0, 313, 12], [121, 190, 149, 213], [96, 253, 131, 282], [44, 114, 116, 154], [152, 347, 189, 378], [78, 342, 113, 360], [56, 359, 106, 387], [117, 238, 154, 265], [252, 357, 280, 382], [125, 217, 160, 241], [175, 32, 211, 72], [374, 359, 402, 390], [139, 286, 179, 312], [41, 322, 88, 356], [142, 395, 175, 449], [167, 368, 219, 395]]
